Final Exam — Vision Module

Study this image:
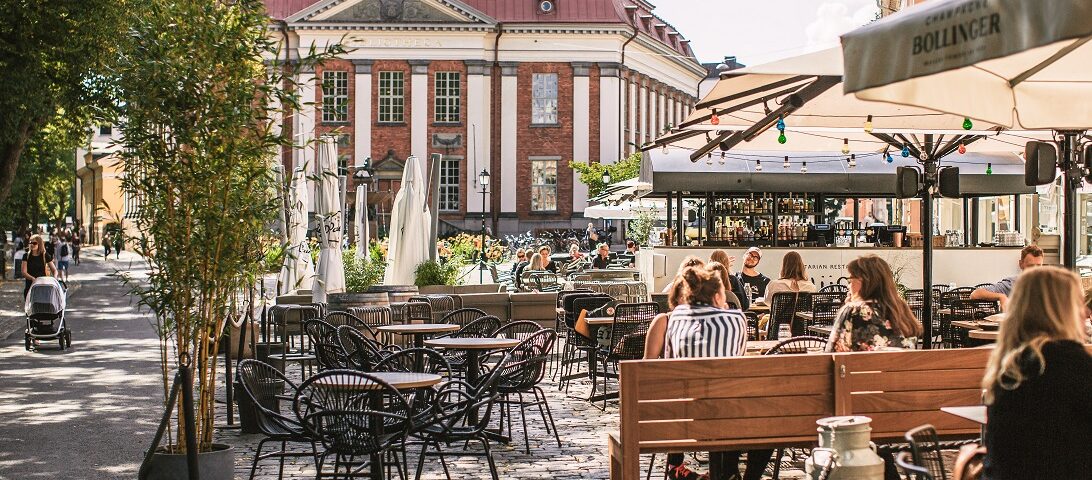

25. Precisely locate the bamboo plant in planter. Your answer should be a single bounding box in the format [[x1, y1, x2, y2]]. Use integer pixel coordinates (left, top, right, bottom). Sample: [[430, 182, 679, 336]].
[[114, 0, 340, 477]]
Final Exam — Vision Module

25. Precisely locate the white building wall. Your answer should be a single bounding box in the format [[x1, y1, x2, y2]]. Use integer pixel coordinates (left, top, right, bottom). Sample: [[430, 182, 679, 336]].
[[598, 63, 621, 164], [572, 63, 591, 213], [500, 63, 518, 214], [409, 60, 429, 160]]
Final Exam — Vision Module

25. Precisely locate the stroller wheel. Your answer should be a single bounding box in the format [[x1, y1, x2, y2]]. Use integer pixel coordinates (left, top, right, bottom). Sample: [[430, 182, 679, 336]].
[[65, 331, 72, 348], [59, 335, 66, 350], [24, 334, 30, 351]]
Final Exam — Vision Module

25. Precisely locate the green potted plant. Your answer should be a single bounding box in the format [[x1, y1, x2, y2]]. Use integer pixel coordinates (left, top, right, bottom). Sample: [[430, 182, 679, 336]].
[[113, 0, 341, 476], [327, 247, 388, 311]]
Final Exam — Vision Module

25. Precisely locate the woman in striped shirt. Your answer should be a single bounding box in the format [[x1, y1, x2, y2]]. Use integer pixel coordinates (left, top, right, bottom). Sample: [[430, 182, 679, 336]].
[[645, 265, 772, 480]]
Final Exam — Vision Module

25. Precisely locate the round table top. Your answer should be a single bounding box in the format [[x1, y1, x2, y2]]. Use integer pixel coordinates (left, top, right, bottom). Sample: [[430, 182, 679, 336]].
[[314, 372, 443, 390], [377, 323, 460, 334], [424, 337, 521, 350], [968, 329, 998, 341]]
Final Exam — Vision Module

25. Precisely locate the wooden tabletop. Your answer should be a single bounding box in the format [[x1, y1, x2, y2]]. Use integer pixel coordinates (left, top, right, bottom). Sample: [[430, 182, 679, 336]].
[[313, 372, 443, 390], [797, 312, 814, 321], [808, 325, 834, 336], [425, 337, 521, 350], [746, 340, 781, 353], [585, 316, 614, 325], [941, 405, 987, 425], [969, 329, 999, 341], [748, 304, 770, 313], [377, 323, 460, 334]]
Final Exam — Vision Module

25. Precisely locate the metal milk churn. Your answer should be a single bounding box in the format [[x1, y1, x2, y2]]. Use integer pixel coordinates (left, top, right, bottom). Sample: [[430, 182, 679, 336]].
[[804, 416, 885, 479]]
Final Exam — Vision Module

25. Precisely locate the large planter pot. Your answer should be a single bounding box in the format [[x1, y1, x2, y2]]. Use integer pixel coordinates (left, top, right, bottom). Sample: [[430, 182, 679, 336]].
[[328, 292, 389, 312], [367, 285, 419, 304], [144, 443, 234, 480]]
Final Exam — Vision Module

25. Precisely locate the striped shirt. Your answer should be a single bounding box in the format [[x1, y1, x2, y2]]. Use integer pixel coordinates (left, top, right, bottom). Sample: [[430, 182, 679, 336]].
[[663, 303, 748, 359]]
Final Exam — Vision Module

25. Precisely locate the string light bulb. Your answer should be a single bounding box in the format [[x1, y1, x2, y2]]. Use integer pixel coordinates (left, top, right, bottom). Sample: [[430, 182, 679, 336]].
[[919, 151, 928, 160], [783, 155, 790, 169], [958, 143, 966, 154], [776, 116, 785, 131], [755, 159, 762, 172], [884, 148, 894, 164], [778, 132, 787, 144], [661, 144, 669, 155], [710, 108, 720, 125], [800, 161, 808, 174], [719, 151, 726, 165], [962, 117, 973, 130], [848, 154, 856, 168], [901, 145, 910, 157], [841, 138, 850, 155], [986, 162, 993, 175], [706, 153, 713, 165], [863, 114, 873, 133]]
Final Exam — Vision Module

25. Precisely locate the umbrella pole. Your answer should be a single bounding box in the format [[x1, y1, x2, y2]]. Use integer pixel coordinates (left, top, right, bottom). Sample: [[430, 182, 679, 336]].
[[1060, 132, 1082, 270], [921, 160, 935, 350]]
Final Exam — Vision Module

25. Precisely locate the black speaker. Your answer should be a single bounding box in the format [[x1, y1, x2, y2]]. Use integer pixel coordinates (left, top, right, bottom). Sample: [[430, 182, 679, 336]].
[[895, 166, 921, 198], [938, 166, 960, 198], [1025, 141, 1057, 186], [1085, 145, 1092, 183]]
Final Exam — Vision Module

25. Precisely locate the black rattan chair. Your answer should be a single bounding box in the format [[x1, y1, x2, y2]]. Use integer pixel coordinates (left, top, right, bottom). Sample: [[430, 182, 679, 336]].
[[946, 299, 999, 347], [410, 295, 456, 321], [495, 329, 560, 454], [764, 335, 828, 355], [236, 359, 316, 480], [818, 284, 848, 294], [439, 308, 487, 328], [895, 451, 936, 480], [559, 296, 613, 393], [294, 370, 413, 479], [303, 319, 349, 371], [492, 320, 542, 342], [325, 311, 380, 340], [336, 325, 397, 372], [411, 354, 511, 480], [594, 302, 657, 409], [767, 292, 811, 338], [269, 305, 320, 377], [809, 292, 845, 329], [905, 424, 949, 480], [400, 302, 433, 324], [346, 306, 393, 328], [373, 347, 451, 377]]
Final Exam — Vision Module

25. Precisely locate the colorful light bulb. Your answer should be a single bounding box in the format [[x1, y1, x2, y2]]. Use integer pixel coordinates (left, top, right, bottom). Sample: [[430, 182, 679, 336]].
[[962, 117, 973, 130], [778, 132, 787, 144], [841, 138, 850, 155], [958, 143, 966, 154], [776, 116, 785, 131], [901, 145, 910, 157], [863, 114, 873, 133], [986, 162, 992, 175], [710, 109, 720, 125], [886, 152, 894, 163]]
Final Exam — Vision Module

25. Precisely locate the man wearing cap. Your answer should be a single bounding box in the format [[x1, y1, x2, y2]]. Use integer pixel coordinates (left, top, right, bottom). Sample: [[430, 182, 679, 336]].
[[736, 247, 770, 304]]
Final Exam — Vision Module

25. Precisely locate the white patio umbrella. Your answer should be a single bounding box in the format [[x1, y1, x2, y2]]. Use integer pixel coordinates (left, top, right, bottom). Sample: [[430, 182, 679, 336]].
[[355, 184, 369, 261], [383, 155, 432, 285], [312, 136, 345, 303], [280, 166, 314, 294]]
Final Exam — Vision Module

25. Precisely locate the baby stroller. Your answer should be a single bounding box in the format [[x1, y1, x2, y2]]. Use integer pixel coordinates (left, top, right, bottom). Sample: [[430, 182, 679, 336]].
[[24, 276, 70, 351]]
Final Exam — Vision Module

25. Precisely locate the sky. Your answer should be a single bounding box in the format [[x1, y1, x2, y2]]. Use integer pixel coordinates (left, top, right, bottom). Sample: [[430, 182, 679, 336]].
[[652, 0, 882, 66]]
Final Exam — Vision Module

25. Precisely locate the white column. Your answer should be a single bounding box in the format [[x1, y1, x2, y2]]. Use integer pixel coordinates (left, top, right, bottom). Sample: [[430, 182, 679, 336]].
[[352, 60, 372, 165], [500, 62, 518, 214], [598, 63, 620, 164], [295, 65, 317, 211], [667, 96, 675, 129], [647, 86, 658, 142], [409, 60, 429, 160], [466, 60, 490, 214], [639, 82, 648, 147], [572, 63, 591, 214], [627, 80, 637, 155], [658, 91, 667, 135]]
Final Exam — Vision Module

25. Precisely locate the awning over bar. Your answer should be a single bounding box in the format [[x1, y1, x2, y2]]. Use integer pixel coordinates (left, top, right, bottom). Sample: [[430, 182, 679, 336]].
[[645, 148, 1034, 197]]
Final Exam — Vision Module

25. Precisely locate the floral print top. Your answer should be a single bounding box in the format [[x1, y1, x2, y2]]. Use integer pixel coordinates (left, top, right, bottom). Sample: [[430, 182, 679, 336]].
[[825, 300, 917, 352]]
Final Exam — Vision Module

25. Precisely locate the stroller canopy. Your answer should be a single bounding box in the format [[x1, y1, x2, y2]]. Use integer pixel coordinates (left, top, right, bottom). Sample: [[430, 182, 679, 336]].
[[25, 277, 65, 317]]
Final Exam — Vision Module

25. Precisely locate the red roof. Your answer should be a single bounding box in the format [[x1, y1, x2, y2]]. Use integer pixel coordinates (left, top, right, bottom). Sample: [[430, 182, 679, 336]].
[[264, 0, 694, 57]]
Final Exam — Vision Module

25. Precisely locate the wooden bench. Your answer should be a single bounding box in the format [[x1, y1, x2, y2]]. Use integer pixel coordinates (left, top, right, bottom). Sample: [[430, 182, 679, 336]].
[[608, 348, 991, 480]]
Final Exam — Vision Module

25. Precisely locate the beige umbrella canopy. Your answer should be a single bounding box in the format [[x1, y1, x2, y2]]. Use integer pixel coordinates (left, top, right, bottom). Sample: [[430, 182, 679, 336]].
[[841, 0, 1092, 130]]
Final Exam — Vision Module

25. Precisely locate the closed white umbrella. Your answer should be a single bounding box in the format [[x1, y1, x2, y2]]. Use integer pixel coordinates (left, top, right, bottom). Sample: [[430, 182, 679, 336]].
[[383, 155, 432, 285], [355, 185, 368, 260], [280, 166, 314, 294], [312, 136, 345, 303]]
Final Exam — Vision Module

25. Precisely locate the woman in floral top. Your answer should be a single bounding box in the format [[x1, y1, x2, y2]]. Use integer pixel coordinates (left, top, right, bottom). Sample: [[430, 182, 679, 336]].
[[826, 255, 922, 352]]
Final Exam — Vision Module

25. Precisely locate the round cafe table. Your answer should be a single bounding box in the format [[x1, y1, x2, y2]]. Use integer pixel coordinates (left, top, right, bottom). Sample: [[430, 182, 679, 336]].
[[423, 337, 520, 386], [377, 323, 460, 348], [312, 371, 442, 480], [968, 329, 999, 341]]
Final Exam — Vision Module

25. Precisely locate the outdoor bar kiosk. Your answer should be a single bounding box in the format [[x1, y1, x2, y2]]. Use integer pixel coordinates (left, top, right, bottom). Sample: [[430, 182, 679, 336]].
[[640, 148, 1037, 291]]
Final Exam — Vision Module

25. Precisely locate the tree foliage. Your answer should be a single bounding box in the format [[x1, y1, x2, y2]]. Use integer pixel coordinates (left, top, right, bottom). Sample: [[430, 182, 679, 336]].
[[0, 0, 124, 205], [569, 151, 642, 198], [114, 0, 339, 452], [0, 114, 85, 231]]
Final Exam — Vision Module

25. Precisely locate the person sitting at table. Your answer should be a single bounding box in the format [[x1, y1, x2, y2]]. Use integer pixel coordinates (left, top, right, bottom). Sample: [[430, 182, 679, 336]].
[[661, 256, 704, 292], [971, 244, 1043, 311], [625, 239, 639, 254], [765, 251, 818, 298], [511, 248, 528, 275], [567, 243, 584, 261], [537, 245, 558, 273], [706, 261, 744, 310], [710, 249, 750, 311], [981, 266, 1092, 480], [591, 243, 611, 269], [825, 255, 921, 352], [644, 265, 771, 480], [736, 247, 770, 304]]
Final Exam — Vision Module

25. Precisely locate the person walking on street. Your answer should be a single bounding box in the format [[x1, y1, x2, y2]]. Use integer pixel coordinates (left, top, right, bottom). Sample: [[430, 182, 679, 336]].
[[72, 231, 81, 265], [113, 233, 123, 259], [21, 235, 56, 299], [57, 235, 73, 283], [103, 233, 112, 258]]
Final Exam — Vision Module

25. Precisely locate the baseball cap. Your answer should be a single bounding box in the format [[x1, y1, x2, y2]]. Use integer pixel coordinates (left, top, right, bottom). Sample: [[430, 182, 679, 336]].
[[745, 247, 762, 258]]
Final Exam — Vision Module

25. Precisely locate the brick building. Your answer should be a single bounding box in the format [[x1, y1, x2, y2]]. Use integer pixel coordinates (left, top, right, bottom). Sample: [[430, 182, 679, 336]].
[[265, 0, 706, 237]]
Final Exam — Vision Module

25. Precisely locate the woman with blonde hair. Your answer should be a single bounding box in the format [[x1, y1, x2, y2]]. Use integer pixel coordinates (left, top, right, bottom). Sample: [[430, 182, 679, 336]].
[[709, 249, 749, 310], [764, 251, 817, 298], [826, 255, 921, 352], [662, 255, 705, 297], [980, 267, 1091, 479], [21, 234, 56, 298], [706, 261, 743, 310]]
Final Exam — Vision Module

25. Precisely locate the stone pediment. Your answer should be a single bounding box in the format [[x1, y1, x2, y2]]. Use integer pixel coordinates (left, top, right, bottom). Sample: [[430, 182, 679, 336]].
[[296, 0, 493, 24]]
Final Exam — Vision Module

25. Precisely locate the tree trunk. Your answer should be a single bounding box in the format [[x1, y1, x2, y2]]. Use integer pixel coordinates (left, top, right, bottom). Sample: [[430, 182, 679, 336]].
[[0, 120, 35, 207]]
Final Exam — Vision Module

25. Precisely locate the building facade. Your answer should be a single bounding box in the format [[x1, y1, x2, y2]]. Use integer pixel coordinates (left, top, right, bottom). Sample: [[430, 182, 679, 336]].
[[75, 125, 139, 246], [266, 0, 706, 237]]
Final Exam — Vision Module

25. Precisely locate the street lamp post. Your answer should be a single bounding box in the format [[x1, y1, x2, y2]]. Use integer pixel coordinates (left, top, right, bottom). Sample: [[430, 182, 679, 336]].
[[600, 171, 611, 242], [478, 169, 490, 283]]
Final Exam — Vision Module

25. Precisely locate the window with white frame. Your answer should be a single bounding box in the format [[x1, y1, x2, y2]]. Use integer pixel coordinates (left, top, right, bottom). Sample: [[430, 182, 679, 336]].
[[530, 158, 558, 211], [322, 71, 349, 123], [438, 156, 460, 211], [531, 73, 558, 124], [434, 72, 460, 123], [378, 71, 405, 123]]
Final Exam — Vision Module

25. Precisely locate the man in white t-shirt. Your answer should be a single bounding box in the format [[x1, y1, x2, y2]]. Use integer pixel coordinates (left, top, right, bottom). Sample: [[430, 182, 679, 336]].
[[57, 237, 73, 283]]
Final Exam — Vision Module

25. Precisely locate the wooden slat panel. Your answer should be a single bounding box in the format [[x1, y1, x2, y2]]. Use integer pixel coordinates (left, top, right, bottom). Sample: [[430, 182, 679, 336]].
[[627, 354, 832, 382], [639, 374, 832, 401], [619, 359, 642, 480], [637, 394, 833, 421], [849, 389, 983, 414], [636, 436, 818, 452], [638, 415, 822, 442], [864, 411, 981, 438], [838, 348, 990, 372], [845, 368, 983, 392]]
